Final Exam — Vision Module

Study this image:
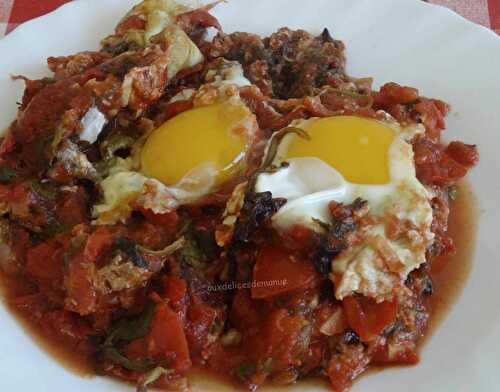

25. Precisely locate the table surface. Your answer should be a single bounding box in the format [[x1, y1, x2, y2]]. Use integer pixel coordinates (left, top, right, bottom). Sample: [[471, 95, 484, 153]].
[[0, 0, 499, 38]]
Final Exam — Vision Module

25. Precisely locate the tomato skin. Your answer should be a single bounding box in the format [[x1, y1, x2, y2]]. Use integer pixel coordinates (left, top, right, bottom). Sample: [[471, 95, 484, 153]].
[[286, 224, 316, 250], [342, 297, 397, 342], [84, 226, 113, 263], [186, 301, 218, 356], [415, 100, 445, 138], [163, 276, 187, 307], [230, 289, 259, 330], [26, 241, 65, 280], [56, 188, 88, 226], [150, 303, 192, 372], [256, 309, 303, 372], [177, 8, 222, 30], [141, 209, 179, 233], [301, 342, 324, 375], [125, 302, 192, 373], [251, 245, 319, 299], [445, 141, 479, 167], [116, 14, 146, 35], [413, 138, 475, 186], [65, 253, 97, 315], [327, 350, 370, 392], [375, 82, 419, 105]]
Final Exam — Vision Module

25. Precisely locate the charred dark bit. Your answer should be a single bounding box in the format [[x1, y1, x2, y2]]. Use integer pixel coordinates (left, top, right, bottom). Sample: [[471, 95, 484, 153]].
[[313, 198, 367, 275], [232, 191, 286, 245], [343, 330, 360, 345], [421, 276, 434, 296], [114, 237, 148, 269], [313, 237, 344, 276]]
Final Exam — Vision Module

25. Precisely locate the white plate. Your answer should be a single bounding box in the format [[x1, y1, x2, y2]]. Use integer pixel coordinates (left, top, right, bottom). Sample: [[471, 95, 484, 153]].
[[0, 0, 499, 391]]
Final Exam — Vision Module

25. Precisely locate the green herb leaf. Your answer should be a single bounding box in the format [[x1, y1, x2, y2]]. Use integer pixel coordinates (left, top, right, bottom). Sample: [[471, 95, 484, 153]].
[[262, 358, 273, 374], [193, 230, 218, 261], [105, 302, 156, 346], [234, 361, 257, 381], [0, 167, 17, 184], [178, 236, 206, 268], [31, 180, 58, 201], [178, 228, 219, 269], [43, 221, 72, 238], [33, 135, 54, 164]]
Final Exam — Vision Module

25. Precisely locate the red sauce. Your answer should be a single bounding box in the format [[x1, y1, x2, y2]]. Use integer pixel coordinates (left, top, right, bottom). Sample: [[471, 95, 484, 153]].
[[0, 181, 479, 388], [426, 181, 478, 335], [0, 275, 94, 376], [188, 180, 479, 390]]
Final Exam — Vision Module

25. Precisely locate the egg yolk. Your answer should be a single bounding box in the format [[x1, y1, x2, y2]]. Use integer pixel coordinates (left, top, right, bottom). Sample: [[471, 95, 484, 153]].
[[287, 116, 395, 184], [141, 102, 250, 186]]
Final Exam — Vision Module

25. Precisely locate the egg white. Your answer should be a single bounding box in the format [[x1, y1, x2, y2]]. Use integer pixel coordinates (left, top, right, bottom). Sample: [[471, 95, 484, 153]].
[[93, 63, 255, 225], [255, 115, 435, 301]]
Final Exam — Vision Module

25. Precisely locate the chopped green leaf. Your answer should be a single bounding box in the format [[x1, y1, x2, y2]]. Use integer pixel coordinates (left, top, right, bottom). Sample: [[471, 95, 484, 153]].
[[43, 221, 72, 238], [101, 303, 157, 372], [105, 302, 156, 346], [262, 358, 273, 374], [193, 229, 218, 261], [0, 167, 17, 184], [178, 227, 219, 269], [31, 180, 58, 201], [234, 361, 257, 381], [33, 135, 54, 163], [178, 236, 205, 268]]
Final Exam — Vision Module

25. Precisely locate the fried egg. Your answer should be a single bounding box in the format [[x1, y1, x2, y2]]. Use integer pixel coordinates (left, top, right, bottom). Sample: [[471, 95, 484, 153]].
[[255, 115, 434, 301], [94, 63, 256, 224], [140, 61, 255, 193], [141, 99, 254, 188]]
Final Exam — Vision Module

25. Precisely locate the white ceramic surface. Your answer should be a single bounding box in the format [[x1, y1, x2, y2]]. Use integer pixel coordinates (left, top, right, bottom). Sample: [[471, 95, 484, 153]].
[[0, 0, 499, 391]]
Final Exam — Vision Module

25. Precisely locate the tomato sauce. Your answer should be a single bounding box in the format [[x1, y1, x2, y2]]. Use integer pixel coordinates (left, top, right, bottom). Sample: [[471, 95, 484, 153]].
[[426, 181, 478, 336], [1, 181, 477, 389], [0, 2, 480, 390], [0, 274, 94, 376]]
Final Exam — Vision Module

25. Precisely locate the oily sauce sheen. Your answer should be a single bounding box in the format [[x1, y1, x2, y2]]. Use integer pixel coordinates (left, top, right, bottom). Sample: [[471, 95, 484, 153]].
[[0, 181, 478, 388], [426, 181, 479, 336], [0, 274, 94, 376]]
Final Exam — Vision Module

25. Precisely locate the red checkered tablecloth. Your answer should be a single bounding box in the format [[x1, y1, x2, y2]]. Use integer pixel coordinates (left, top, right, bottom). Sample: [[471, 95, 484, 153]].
[[0, 0, 499, 37]]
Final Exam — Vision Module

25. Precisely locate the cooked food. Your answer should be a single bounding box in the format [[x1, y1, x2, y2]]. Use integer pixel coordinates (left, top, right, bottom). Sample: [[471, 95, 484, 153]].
[[0, 1, 479, 392], [255, 115, 433, 301]]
